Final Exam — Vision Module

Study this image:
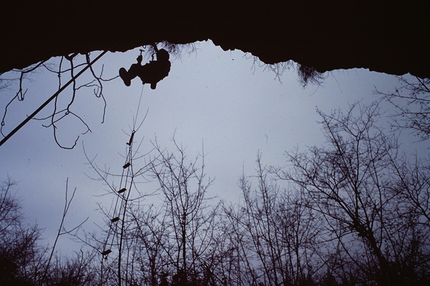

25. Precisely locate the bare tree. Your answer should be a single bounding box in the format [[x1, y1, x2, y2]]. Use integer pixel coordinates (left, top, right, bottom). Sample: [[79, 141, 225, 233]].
[[0, 51, 114, 149], [0, 179, 46, 285], [44, 250, 97, 285], [223, 155, 324, 286], [375, 75, 430, 140], [389, 154, 430, 225], [147, 139, 220, 285], [0, 178, 98, 285], [128, 203, 170, 286], [277, 102, 430, 285], [82, 129, 230, 285], [41, 178, 89, 284]]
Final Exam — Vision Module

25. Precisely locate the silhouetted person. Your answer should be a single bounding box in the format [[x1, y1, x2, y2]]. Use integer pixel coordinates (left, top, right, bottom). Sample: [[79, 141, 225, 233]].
[[119, 48, 171, 89]]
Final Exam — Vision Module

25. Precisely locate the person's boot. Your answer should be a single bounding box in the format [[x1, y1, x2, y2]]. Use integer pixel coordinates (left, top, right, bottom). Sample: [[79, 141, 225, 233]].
[[119, 68, 131, 86]]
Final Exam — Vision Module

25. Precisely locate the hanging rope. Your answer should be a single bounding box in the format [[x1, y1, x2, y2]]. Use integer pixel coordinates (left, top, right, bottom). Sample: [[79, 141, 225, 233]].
[[100, 78, 149, 286], [132, 84, 145, 132]]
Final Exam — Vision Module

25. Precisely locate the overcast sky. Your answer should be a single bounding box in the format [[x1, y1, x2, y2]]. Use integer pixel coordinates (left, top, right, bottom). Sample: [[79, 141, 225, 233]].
[[0, 40, 422, 254]]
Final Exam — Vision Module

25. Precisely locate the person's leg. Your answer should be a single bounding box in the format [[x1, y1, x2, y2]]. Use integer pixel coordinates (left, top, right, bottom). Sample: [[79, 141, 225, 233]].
[[119, 63, 141, 87], [128, 64, 140, 79], [119, 67, 131, 86]]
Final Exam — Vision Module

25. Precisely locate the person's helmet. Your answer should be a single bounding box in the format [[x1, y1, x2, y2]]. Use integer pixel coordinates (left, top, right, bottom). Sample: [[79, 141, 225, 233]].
[[157, 49, 169, 61]]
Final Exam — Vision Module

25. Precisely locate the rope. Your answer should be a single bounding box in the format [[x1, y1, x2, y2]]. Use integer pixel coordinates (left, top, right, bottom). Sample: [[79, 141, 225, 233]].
[[101, 81, 147, 281], [133, 84, 145, 131]]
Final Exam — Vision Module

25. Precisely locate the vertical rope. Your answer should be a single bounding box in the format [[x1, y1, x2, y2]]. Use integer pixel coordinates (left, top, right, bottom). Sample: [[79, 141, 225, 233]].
[[133, 84, 145, 130], [102, 81, 147, 285]]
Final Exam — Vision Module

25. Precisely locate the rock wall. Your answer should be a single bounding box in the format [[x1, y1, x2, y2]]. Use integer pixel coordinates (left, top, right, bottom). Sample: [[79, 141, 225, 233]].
[[1, 1, 429, 78]]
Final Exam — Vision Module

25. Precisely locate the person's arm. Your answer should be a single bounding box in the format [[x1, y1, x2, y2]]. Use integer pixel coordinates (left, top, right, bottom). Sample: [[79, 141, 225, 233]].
[[153, 44, 159, 53]]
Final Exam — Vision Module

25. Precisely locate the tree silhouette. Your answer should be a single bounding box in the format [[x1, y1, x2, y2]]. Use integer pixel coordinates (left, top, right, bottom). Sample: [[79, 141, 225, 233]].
[[277, 102, 430, 285], [147, 139, 221, 285], [223, 155, 324, 285], [0, 180, 44, 285], [376, 75, 430, 140], [0, 51, 111, 149]]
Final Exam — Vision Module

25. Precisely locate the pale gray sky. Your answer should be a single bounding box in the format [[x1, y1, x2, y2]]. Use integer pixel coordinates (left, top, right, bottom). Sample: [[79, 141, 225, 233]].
[[0, 40, 419, 254]]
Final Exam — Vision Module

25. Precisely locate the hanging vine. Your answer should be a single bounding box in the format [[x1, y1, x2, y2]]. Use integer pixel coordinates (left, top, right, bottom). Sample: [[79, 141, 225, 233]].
[[0, 50, 115, 149]]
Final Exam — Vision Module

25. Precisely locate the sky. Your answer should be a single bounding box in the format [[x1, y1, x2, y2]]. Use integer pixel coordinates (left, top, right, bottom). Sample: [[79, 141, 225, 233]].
[[0, 40, 423, 254]]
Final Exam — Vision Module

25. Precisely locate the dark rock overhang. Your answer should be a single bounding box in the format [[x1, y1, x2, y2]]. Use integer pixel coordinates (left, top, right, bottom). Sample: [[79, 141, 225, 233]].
[[1, 1, 429, 78]]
